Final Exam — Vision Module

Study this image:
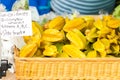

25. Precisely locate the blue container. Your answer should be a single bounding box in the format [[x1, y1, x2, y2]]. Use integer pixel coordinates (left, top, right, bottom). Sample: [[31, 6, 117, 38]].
[[38, 0, 50, 6], [1, 0, 16, 11], [37, 0, 51, 15], [29, 0, 38, 7], [29, 0, 51, 15], [38, 6, 51, 15], [51, 0, 115, 15]]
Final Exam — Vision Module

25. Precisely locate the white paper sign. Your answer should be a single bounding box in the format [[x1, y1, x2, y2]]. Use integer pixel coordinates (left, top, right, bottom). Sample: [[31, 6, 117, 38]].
[[0, 10, 32, 36]]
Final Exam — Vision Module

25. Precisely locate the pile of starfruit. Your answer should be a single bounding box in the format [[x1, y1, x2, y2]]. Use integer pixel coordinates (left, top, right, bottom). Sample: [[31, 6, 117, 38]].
[[19, 15, 120, 58]]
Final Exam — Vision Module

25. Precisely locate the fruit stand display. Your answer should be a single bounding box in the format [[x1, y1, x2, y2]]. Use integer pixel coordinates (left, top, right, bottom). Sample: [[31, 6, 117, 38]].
[[14, 14, 120, 79], [1, 0, 120, 79]]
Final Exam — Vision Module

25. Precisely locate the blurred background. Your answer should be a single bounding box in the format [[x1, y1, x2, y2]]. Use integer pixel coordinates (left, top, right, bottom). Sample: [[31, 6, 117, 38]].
[[0, 0, 120, 15]]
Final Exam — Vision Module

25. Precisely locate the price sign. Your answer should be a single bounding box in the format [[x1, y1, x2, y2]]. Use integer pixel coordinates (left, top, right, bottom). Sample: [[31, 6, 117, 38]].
[[0, 10, 32, 36]]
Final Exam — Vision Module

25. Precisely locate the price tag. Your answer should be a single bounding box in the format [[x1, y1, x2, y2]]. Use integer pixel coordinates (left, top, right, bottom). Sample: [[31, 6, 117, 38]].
[[0, 10, 32, 36]]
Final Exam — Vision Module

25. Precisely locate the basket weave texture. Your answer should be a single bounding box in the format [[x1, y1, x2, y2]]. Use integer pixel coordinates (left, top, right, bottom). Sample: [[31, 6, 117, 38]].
[[14, 47, 120, 80]]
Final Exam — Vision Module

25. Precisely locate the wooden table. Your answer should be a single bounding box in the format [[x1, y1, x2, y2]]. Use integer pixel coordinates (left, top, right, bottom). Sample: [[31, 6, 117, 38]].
[[2, 71, 16, 80]]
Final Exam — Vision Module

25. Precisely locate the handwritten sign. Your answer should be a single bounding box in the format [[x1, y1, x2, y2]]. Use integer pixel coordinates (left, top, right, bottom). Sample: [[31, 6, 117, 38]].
[[0, 10, 32, 36]]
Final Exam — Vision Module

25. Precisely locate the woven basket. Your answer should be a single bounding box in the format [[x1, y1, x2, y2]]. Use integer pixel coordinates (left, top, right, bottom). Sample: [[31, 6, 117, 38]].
[[14, 47, 120, 80]]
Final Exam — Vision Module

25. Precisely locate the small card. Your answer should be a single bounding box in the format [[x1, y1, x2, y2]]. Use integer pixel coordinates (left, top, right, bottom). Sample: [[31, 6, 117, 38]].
[[0, 10, 32, 36]]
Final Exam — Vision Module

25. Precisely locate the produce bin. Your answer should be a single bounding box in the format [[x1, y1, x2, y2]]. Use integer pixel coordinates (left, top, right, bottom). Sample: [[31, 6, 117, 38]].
[[14, 47, 120, 80], [13, 14, 120, 80]]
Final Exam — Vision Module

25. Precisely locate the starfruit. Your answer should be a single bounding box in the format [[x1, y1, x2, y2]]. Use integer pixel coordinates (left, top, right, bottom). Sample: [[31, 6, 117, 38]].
[[93, 39, 105, 52], [72, 29, 86, 44], [48, 16, 65, 30], [82, 16, 95, 28], [28, 35, 41, 47], [100, 38, 110, 49], [87, 50, 97, 58], [107, 30, 119, 44], [93, 39, 106, 57], [23, 36, 31, 43], [111, 44, 119, 54], [66, 29, 86, 49], [107, 18, 120, 28], [43, 45, 58, 57], [57, 52, 70, 58], [23, 21, 41, 47], [100, 38, 112, 54], [33, 49, 42, 57], [32, 21, 41, 35], [99, 51, 107, 57], [42, 29, 64, 42], [94, 19, 106, 30], [62, 44, 86, 58], [19, 42, 37, 57], [34, 21, 43, 33], [40, 41, 52, 49], [109, 36, 118, 44], [85, 27, 98, 42], [63, 17, 86, 32], [103, 15, 113, 22], [97, 26, 112, 38], [107, 30, 117, 39]]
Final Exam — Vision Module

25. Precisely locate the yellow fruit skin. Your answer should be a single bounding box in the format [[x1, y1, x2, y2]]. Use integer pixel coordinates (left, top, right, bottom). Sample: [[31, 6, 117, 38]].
[[28, 35, 41, 47], [48, 16, 65, 30], [34, 21, 43, 33], [82, 16, 95, 28], [107, 18, 120, 28], [66, 29, 86, 49], [33, 49, 42, 57], [94, 19, 105, 30], [93, 39, 107, 57], [40, 41, 52, 49], [72, 29, 86, 45], [21, 15, 120, 58], [87, 50, 97, 58], [93, 39, 105, 52], [32, 21, 41, 36], [23, 36, 31, 43], [23, 21, 41, 47], [19, 43, 37, 57], [100, 38, 110, 49], [62, 45, 86, 58], [97, 26, 112, 38], [63, 18, 86, 32], [103, 15, 113, 22], [57, 52, 70, 58], [43, 45, 58, 57], [42, 29, 64, 42], [85, 27, 98, 42], [99, 51, 107, 58]]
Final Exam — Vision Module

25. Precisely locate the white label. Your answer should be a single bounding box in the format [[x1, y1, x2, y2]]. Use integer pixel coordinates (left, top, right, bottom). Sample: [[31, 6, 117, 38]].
[[0, 10, 32, 36]]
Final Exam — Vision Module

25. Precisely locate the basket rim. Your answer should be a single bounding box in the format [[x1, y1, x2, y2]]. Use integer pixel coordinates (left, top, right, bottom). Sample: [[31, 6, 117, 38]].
[[14, 46, 120, 62]]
